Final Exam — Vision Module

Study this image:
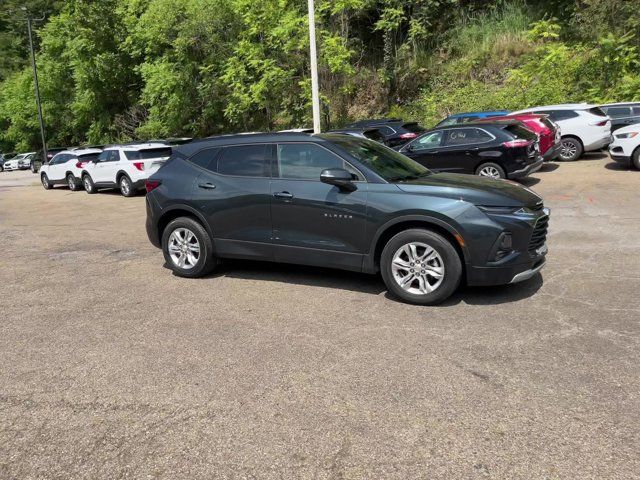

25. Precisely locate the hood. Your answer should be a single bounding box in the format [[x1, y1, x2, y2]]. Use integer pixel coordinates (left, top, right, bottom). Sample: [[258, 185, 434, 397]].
[[613, 123, 640, 135], [395, 173, 542, 207]]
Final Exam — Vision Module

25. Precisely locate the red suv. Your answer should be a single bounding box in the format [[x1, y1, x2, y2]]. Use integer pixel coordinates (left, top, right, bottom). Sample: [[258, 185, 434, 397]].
[[479, 114, 561, 161]]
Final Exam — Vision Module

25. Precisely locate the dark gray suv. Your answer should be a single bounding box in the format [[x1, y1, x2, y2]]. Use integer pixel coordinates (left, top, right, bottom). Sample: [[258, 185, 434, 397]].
[[145, 133, 549, 305]]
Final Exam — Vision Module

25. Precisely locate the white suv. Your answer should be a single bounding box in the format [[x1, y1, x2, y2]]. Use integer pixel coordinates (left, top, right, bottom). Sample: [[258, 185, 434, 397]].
[[608, 124, 640, 170], [81, 143, 172, 197], [511, 104, 612, 161], [4, 152, 36, 171], [39, 148, 102, 190]]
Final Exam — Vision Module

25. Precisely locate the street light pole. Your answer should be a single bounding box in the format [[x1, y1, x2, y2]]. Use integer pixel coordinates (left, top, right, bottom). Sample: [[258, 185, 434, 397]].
[[25, 11, 47, 162], [307, 0, 321, 134]]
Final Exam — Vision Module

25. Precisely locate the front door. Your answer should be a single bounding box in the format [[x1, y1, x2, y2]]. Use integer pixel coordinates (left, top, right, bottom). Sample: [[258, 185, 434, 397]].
[[270, 142, 368, 271], [93, 150, 120, 183], [48, 154, 69, 181], [401, 131, 447, 171]]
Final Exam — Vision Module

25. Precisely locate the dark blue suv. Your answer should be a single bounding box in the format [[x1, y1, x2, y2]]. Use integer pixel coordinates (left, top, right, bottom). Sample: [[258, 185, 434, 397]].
[[145, 133, 549, 305]]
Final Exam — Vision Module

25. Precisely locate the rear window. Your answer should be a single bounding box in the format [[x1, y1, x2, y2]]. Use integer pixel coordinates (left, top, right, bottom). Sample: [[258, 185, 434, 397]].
[[539, 117, 556, 130], [505, 124, 537, 141], [363, 129, 385, 142], [401, 122, 426, 134], [588, 107, 607, 117], [124, 147, 172, 160], [78, 153, 100, 162]]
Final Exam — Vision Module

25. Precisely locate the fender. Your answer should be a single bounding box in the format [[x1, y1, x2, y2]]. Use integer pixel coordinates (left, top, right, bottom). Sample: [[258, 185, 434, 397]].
[[364, 214, 471, 273], [157, 203, 215, 247]]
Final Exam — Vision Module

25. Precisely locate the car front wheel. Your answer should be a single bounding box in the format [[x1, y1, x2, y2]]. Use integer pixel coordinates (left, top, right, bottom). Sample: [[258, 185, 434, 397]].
[[559, 137, 583, 161], [161, 217, 217, 278], [380, 229, 462, 305], [41, 173, 52, 190], [632, 147, 640, 170]]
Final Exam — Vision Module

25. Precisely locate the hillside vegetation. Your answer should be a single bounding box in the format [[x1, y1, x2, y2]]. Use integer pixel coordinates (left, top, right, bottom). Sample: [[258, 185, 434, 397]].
[[1, 0, 639, 151]]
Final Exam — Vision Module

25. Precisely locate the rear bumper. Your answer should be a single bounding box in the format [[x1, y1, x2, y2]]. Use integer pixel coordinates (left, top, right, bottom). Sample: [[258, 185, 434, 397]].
[[584, 134, 612, 151], [509, 158, 543, 179], [145, 195, 161, 248], [542, 143, 561, 161]]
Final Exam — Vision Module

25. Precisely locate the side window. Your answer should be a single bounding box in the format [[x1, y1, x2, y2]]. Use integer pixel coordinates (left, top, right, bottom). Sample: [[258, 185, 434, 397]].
[[277, 143, 359, 181], [606, 106, 631, 118], [97, 151, 110, 162], [539, 110, 578, 121], [444, 128, 490, 146], [217, 144, 269, 177], [632, 106, 640, 116], [108, 150, 121, 162], [412, 131, 443, 151], [376, 126, 394, 136], [188, 148, 221, 171]]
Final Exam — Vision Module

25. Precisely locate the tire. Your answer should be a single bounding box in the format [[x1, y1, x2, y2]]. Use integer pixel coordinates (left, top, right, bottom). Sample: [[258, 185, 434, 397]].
[[41, 173, 53, 190], [558, 137, 583, 161], [31, 161, 40, 174], [380, 228, 462, 305], [475, 162, 506, 179], [119, 175, 135, 197], [0, 166, 3, 173], [83, 174, 97, 194], [67, 174, 80, 191], [161, 217, 217, 278], [632, 147, 640, 170]]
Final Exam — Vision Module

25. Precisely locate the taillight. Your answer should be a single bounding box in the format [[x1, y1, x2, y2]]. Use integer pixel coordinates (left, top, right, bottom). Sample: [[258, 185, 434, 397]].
[[133, 162, 145, 171], [145, 179, 161, 193], [75, 161, 87, 169], [595, 120, 608, 126], [399, 132, 417, 139], [502, 139, 531, 148]]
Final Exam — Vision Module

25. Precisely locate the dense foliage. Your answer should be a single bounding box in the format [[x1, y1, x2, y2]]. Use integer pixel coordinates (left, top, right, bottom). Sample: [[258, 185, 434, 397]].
[[1, 0, 639, 151]]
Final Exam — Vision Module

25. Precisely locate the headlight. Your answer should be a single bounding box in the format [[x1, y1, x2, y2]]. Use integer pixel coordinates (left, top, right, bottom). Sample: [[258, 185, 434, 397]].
[[477, 205, 538, 216], [615, 132, 638, 139]]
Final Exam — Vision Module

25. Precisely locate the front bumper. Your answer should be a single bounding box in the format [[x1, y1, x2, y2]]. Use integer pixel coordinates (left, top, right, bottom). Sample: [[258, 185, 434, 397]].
[[509, 157, 543, 179], [467, 257, 546, 286]]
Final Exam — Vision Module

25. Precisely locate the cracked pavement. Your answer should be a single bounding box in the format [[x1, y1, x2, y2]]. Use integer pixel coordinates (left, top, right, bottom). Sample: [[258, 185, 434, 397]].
[[0, 154, 639, 479]]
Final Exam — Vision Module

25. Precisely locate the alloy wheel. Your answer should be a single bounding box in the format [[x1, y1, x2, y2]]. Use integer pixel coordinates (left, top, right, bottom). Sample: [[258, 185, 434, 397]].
[[560, 141, 577, 160], [68, 176, 75, 189], [120, 177, 130, 195], [168, 228, 201, 270], [391, 242, 445, 295], [478, 166, 501, 179], [84, 177, 92, 191], [41, 175, 49, 188]]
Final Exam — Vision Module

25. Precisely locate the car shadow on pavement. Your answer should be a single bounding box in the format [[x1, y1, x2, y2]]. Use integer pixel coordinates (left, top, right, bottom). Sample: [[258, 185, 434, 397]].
[[538, 162, 559, 172], [517, 177, 541, 187], [604, 161, 634, 171], [195, 260, 543, 306]]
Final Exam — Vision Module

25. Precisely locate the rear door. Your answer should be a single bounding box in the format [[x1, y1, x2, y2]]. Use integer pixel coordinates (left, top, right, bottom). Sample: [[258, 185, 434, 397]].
[[604, 106, 633, 131], [270, 142, 368, 270], [438, 127, 496, 174], [191, 144, 273, 260]]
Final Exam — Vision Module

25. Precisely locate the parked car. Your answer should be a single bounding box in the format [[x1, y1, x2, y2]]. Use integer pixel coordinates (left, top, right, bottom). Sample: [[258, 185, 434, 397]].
[[144, 133, 549, 305], [31, 147, 67, 173], [40, 148, 103, 190], [511, 104, 611, 161], [344, 119, 426, 147], [608, 124, 640, 170], [599, 102, 640, 132], [396, 120, 542, 180], [479, 113, 562, 161], [3, 152, 36, 171], [328, 127, 386, 144], [434, 110, 510, 127], [0, 153, 15, 172], [81, 142, 172, 196]]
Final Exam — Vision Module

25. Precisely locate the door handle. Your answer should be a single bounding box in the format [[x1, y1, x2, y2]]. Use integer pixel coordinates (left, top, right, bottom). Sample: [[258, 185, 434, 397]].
[[274, 191, 293, 200], [198, 182, 216, 190]]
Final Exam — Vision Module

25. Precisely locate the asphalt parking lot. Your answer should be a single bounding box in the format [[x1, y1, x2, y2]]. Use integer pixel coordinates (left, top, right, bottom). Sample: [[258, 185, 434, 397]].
[[1, 154, 639, 479]]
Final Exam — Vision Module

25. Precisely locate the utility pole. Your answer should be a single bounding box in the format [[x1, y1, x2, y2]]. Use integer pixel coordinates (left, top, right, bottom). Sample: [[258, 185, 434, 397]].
[[307, 0, 321, 134], [23, 7, 47, 162]]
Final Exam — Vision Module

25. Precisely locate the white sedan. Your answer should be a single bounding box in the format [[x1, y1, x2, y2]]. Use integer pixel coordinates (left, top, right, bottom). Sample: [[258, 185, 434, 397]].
[[3, 152, 36, 171], [608, 124, 640, 170]]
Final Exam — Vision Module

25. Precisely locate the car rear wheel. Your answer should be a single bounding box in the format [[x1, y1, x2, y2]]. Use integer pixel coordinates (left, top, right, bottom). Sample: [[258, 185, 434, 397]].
[[559, 137, 583, 161], [83, 174, 97, 194], [380, 229, 462, 305], [632, 147, 640, 170], [119, 175, 135, 197], [67, 174, 80, 191], [41, 173, 52, 190], [476, 162, 506, 179], [162, 217, 217, 278]]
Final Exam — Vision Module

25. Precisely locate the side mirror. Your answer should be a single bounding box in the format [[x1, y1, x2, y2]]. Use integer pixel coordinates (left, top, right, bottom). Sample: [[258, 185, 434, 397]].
[[402, 143, 414, 153], [320, 168, 357, 192]]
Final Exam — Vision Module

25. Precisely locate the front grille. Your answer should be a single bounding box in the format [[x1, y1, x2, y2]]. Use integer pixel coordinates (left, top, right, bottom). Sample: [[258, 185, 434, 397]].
[[528, 214, 549, 255]]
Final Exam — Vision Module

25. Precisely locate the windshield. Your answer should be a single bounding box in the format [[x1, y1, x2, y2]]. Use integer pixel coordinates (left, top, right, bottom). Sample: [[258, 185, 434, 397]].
[[327, 136, 431, 182], [124, 147, 172, 160]]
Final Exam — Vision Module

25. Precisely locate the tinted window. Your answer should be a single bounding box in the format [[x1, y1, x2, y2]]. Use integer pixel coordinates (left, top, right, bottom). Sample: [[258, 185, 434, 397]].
[[504, 124, 537, 141], [633, 106, 640, 116], [605, 106, 631, 118], [277, 143, 347, 180], [436, 117, 458, 127], [535, 110, 578, 121], [105, 150, 120, 162], [188, 148, 221, 170], [376, 126, 395, 136], [412, 131, 443, 150], [78, 153, 100, 162], [97, 151, 110, 162], [218, 144, 269, 177], [124, 148, 172, 160], [443, 128, 492, 146], [363, 129, 385, 143], [588, 107, 607, 117], [328, 137, 430, 182], [402, 122, 426, 134]]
